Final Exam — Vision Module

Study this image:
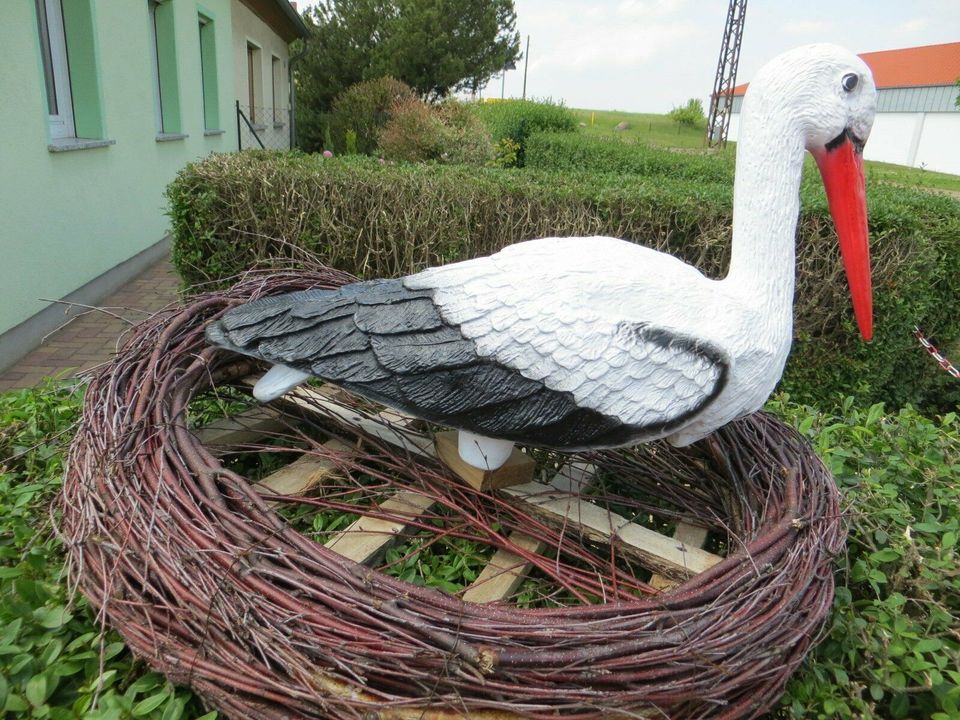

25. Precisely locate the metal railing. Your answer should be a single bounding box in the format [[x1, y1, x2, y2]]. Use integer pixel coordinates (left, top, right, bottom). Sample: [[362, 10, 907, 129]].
[[236, 101, 293, 150]]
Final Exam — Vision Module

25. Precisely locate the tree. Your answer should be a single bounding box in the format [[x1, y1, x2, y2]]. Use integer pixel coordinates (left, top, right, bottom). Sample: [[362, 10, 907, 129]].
[[667, 98, 706, 128], [294, 0, 520, 150]]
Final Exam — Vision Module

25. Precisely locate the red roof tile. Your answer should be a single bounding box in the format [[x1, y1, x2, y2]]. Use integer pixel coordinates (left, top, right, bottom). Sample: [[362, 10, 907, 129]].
[[728, 41, 960, 96]]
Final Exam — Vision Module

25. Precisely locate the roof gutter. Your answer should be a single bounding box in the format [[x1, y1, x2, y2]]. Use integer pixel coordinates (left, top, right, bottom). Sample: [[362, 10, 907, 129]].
[[274, 0, 310, 39]]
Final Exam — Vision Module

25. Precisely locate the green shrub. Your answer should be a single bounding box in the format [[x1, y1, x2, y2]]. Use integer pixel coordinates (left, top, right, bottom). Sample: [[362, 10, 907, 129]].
[[166, 151, 960, 412], [0, 382, 208, 719], [377, 98, 493, 165], [771, 397, 960, 720], [470, 99, 578, 166], [667, 98, 706, 128], [525, 131, 734, 183], [328, 76, 415, 155]]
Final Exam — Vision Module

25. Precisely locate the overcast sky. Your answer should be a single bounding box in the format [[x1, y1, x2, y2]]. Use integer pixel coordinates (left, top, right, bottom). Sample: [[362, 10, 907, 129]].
[[300, 0, 960, 113]]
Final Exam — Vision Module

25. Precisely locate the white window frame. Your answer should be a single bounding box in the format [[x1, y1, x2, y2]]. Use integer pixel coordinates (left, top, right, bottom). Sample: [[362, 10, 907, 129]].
[[271, 55, 282, 124], [148, 1, 164, 132], [37, 0, 75, 138]]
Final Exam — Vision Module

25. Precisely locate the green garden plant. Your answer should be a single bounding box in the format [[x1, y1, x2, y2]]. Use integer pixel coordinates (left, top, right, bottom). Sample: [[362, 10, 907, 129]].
[[470, 98, 577, 166], [0, 382, 210, 719]]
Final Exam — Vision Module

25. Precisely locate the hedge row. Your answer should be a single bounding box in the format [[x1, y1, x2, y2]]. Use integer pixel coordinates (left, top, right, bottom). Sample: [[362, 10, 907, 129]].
[[525, 131, 736, 183], [166, 150, 960, 411]]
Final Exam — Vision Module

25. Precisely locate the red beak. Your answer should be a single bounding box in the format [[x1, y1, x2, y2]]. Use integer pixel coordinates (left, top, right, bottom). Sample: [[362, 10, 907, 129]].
[[812, 132, 873, 341]]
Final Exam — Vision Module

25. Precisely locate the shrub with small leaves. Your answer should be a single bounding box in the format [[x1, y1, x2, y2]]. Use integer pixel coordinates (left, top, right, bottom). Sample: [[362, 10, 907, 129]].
[[470, 98, 577, 166], [771, 396, 960, 720], [378, 98, 493, 165], [0, 382, 210, 719], [328, 76, 416, 155]]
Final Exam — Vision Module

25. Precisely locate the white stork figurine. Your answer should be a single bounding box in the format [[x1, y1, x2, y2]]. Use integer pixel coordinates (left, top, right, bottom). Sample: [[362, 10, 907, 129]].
[[207, 44, 876, 471]]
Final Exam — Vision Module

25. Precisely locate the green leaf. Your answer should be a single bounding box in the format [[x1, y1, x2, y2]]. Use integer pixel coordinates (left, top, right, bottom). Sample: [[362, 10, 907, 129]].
[[0, 673, 8, 713], [35, 606, 73, 629], [943, 531, 957, 549], [132, 692, 169, 716], [194, 712, 218, 720], [161, 698, 186, 720], [25, 673, 49, 707], [915, 638, 943, 653]]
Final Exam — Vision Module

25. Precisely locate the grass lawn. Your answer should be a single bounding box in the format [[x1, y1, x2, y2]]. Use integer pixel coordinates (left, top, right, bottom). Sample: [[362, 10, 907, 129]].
[[570, 107, 709, 149], [571, 107, 960, 195]]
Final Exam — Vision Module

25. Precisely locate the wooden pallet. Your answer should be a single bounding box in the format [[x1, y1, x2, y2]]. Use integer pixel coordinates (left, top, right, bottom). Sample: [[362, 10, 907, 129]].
[[201, 379, 722, 600]]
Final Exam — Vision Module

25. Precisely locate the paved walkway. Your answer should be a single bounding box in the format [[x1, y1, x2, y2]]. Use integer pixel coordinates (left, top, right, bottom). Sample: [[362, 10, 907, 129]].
[[0, 259, 181, 392]]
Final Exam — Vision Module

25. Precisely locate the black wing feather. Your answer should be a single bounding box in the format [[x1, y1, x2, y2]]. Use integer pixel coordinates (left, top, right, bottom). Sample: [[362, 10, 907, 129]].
[[206, 279, 662, 449]]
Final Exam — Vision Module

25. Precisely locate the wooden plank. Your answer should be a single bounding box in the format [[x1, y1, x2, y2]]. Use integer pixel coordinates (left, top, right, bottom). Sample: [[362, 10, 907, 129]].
[[255, 439, 352, 498], [195, 407, 286, 450], [239, 376, 719, 582], [324, 491, 436, 564], [434, 431, 535, 491], [502, 482, 722, 580], [242, 378, 435, 459], [461, 532, 546, 604], [648, 522, 712, 591], [462, 463, 596, 604]]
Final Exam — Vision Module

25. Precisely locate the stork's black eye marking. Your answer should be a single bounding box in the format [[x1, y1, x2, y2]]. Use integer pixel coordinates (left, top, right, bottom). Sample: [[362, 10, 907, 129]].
[[842, 73, 859, 92]]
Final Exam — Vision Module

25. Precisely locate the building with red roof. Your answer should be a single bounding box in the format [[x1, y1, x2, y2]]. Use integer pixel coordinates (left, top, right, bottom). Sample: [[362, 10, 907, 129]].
[[726, 42, 960, 174]]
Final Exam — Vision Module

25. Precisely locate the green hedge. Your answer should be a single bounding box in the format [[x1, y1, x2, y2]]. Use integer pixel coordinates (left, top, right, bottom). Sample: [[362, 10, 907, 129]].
[[526, 131, 735, 183], [166, 150, 960, 412], [470, 100, 578, 166]]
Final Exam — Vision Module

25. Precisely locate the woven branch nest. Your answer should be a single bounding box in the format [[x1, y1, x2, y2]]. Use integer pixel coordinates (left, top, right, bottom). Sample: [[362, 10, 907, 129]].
[[60, 270, 845, 719]]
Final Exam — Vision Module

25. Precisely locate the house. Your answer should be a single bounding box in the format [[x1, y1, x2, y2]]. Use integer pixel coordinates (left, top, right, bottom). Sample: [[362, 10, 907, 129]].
[[0, 0, 308, 371], [725, 42, 960, 175]]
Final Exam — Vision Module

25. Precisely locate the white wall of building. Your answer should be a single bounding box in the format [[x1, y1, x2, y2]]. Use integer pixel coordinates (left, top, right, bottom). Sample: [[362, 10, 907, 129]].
[[863, 113, 921, 167], [913, 114, 960, 175]]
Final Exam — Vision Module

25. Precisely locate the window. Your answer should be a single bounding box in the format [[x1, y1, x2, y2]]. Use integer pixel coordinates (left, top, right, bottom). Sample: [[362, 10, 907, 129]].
[[246, 42, 262, 123], [36, 0, 74, 138], [36, 0, 106, 144], [271, 56, 283, 124], [198, 15, 219, 130], [147, 0, 181, 136]]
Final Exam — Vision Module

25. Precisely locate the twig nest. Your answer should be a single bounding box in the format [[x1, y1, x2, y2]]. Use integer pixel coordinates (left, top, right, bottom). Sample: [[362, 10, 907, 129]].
[[60, 269, 844, 719]]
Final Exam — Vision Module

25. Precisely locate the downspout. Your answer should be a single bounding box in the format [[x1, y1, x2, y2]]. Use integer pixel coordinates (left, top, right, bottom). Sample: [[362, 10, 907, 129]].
[[288, 45, 308, 150]]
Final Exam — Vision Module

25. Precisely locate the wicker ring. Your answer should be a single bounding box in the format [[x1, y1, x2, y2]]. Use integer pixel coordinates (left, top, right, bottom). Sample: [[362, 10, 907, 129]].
[[60, 270, 844, 719]]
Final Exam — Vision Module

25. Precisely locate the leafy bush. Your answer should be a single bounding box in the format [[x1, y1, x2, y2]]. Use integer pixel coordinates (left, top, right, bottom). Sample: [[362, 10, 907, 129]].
[[772, 397, 960, 720], [667, 98, 706, 128], [328, 76, 416, 155], [378, 98, 493, 165], [0, 382, 209, 719], [470, 99, 577, 166], [166, 151, 960, 412], [525, 131, 734, 182]]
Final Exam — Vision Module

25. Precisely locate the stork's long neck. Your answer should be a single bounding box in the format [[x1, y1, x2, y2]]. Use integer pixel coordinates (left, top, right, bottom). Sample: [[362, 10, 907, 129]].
[[725, 106, 806, 335]]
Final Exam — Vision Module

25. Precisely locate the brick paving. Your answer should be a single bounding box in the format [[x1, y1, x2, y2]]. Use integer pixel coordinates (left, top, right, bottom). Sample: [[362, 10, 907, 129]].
[[0, 258, 181, 392]]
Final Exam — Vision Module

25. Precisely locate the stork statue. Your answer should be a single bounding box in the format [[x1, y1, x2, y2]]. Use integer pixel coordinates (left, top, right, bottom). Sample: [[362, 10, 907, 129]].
[[207, 44, 876, 472]]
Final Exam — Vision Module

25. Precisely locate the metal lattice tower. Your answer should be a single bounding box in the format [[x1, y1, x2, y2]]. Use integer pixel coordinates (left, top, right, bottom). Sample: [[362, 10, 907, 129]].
[[705, 0, 748, 148]]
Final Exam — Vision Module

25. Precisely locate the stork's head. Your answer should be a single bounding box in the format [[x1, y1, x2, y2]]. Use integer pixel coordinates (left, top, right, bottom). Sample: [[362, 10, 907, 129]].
[[748, 44, 877, 341]]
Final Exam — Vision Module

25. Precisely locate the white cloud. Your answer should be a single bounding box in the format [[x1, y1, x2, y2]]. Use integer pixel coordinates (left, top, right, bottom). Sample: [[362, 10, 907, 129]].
[[902, 17, 929, 33], [782, 20, 834, 36]]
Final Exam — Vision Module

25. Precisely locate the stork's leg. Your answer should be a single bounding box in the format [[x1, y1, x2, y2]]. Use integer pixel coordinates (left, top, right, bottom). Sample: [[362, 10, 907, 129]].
[[253, 364, 312, 403], [457, 430, 515, 471]]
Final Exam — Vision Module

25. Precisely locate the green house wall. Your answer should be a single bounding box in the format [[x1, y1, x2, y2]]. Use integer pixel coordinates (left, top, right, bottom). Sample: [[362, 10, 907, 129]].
[[0, 0, 237, 337]]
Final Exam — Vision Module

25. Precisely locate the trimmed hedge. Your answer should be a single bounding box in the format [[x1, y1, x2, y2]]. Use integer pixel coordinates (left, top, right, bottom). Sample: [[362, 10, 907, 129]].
[[526, 131, 735, 183], [166, 150, 960, 411]]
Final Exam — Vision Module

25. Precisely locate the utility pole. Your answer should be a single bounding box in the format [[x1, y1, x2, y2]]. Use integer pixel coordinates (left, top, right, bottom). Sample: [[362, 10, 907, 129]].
[[705, 0, 748, 148], [522, 35, 530, 100]]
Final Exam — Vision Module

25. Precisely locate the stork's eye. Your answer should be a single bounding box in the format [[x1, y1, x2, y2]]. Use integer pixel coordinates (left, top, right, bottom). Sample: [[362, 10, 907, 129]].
[[841, 73, 859, 92]]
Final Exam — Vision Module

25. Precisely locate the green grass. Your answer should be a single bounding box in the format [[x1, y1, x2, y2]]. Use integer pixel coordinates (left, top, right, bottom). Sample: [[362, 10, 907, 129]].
[[865, 160, 960, 195], [571, 108, 710, 149]]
